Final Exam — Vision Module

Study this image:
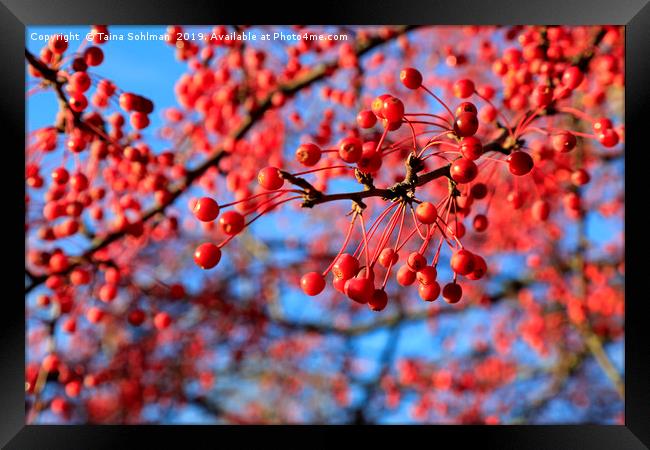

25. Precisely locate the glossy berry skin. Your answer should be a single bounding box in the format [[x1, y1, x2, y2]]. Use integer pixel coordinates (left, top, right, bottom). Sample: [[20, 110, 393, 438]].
[[258, 167, 284, 190], [219, 211, 245, 235], [455, 102, 478, 116], [301, 272, 326, 296], [416, 266, 437, 285], [407, 252, 427, 272], [551, 131, 577, 152], [598, 129, 619, 147], [154, 312, 172, 330], [460, 136, 483, 161], [194, 243, 221, 269], [332, 253, 359, 280], [400, 67, 423, 89], [415, 202, 438, 224], [344, 276, 374, 304], [453, 79, 475, 98], [396, 265, 416, 286], [593, 118, 613, 133], [371, 94, 392, 119], [119, 93, 140, 112], [466, 254, 488, 280], [442, 282, 463, 304], [450, 158, 478, 184], [369, 289, 388, 311], [418, 282, 441, 302], [453, 112, 479, 137], [295, 143, 321, 167], [473, 214, 489, 232], [69, 94, 88, 112], [532, 85, 553, 108], [507, 151, 534, 176], [338, 137, 363, 163], [381, 97, 405, 123], [378, 248, 399, 268], [450, 249, 475, 275], [356, 110, 377, 128], [561, 66, 584, 89], [192, 197, 220, 222]]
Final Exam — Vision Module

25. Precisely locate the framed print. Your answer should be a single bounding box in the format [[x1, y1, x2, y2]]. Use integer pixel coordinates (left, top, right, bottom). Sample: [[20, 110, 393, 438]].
[[1, 0, 649, 448]]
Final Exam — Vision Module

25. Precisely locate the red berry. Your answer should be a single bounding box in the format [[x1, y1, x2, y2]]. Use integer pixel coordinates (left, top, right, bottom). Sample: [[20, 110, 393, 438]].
[[295, 143, 321, 167], [532, 200, 550, 221], [453, 112, 479, 137], [219, 211, 245, 235], [332, 253, 359, 280], [460, 136, 483, 161], [442, 282, 463, 304], [593, 118, 613, 133], [400, 67, 422, 89], [407, 252, 427, 272], [369, 289, 388, 311], [194, 243, 221, 269], [86, 307, 104, 323], [466, 254, 488, 280], [396, 265, 416, 286], [357, 110, 377, 128], [69, 72, 91, 93], [532, 85, 553, 107], [69, 94, 88, 112], [62, 318, 76, 333], [415, 202, 438, 224], [450, 158, 478, 184], [119, 93, 140, 112], [418, 282, 441, 302], [344, 276, 374, 304], [193, 197, 220, 222], [49, 35, 68, 54], [381, 97, 405, 123], [51, 397, 69, 415], [130, 112, 149, 129], [378, 248, 399, 268], [551, 131, 577, 152], [416, 266, 437, 285], [371, 94, 392, 118], [456, 102, 478, 116], [473, 214, 489, 232], [598, 129, 619, 147], [571, 169, 591, 186], [49, 253, 69, 273], [338, 137, 363, 163], [98, 283, 117, 302], [154, 312, 172, 330], [450, 249, 475, 275], [507, 151, 534, 176], [301, 272, 326, 296], [65, 380, 82, 398], [470, 182, 488, 199], [258, 166, 284, 190], [128, 309, 146, 326], [84, 46, 104, 66], [453, 79, 475, 98], [561, 66, 584, 89], [357, 142, 383, 174]]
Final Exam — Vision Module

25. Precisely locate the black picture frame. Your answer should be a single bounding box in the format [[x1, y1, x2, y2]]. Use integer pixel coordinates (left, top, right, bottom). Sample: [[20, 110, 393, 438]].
[[2, 0, 648, 448]]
